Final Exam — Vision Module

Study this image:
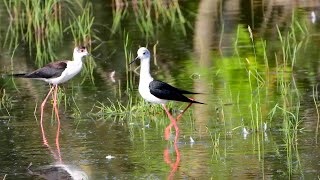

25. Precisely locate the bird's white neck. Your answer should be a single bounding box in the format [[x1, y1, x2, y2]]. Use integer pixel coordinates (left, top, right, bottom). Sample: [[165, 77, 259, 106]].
[[73, 53, 84, 63], [139, 58, 153, 84]]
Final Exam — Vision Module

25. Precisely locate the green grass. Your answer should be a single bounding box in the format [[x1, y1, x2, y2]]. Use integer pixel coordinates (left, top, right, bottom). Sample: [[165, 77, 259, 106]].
[[65, 2, 97, 83], [110, 0, 128, 35], [207, 14, 310, 178], [225, 20, 305, 133], [3, 0, 97, 81], [91, 94, 176, 121], [3, 0, 64, 67]]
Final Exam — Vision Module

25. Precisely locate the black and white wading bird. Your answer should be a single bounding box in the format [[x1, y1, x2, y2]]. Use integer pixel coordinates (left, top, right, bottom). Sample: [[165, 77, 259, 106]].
[[130, 47, 204, 135], [12, 46, 90, 130]]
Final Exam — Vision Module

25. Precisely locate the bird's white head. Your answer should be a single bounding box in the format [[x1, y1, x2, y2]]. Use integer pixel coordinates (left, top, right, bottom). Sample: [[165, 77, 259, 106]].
[[137, 47, 150, 60], [73, 46, 90, 61], [129, 47, 150, 65]]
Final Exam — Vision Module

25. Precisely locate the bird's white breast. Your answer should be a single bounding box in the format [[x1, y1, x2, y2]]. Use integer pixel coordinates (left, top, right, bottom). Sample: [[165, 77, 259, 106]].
[[47, 60, 82, 85], [137, 56, 168, 104], [138, 80, 168, 104]]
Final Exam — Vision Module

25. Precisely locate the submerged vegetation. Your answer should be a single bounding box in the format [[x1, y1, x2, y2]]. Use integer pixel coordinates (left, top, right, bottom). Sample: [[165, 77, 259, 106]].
[[213, 16, 308, 134], [0, 89, 13, 116]]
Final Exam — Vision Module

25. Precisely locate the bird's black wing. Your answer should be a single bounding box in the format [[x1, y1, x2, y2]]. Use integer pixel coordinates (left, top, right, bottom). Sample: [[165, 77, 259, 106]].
[[149, 80, 204, 104], [22, 61, 68, 79], [152, 80, 199, 94]]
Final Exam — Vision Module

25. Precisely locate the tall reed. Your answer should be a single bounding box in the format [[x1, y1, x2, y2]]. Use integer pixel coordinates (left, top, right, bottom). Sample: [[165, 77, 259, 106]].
[[66, 2, 97, 83], [4, 0, 65, 66]]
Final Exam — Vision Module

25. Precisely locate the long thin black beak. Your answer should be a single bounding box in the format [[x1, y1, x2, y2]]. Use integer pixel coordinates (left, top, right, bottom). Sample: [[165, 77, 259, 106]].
[[129, 56, 140, 65]]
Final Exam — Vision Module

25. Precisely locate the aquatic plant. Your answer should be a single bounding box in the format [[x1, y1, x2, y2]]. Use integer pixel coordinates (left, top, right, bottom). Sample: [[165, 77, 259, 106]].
[[91, 94, 174, 121], [0, 89, 13, 116], [111, 0, 189, 39], [136, 0, 188, 38], [66, 2, 95, 47], [269, 23, 302, 132], [123, 32, 135, 92], [111, 0, 128, 34], [312, 85, 320, 143], [224, 21, 304, 133], [3, 0, 97, 81]]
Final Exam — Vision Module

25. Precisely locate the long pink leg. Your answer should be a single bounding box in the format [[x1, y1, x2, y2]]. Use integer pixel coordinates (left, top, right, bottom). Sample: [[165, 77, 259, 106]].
[[162, 104, 179, 141], [176, 102, 193, 121], [40, 85, 55, 145], [164, 102, 193, 140], [52, 84, 60, 124], [53, 84, 62, 163]]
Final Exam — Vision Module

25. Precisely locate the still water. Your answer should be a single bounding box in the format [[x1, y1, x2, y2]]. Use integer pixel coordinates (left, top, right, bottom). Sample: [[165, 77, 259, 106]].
[[1, 0, 320, 179]]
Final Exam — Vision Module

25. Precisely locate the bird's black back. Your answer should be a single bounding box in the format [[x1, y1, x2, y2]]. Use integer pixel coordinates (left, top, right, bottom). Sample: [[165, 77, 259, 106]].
[[12, 61, 67, 79], [149, 80, 204, 104]]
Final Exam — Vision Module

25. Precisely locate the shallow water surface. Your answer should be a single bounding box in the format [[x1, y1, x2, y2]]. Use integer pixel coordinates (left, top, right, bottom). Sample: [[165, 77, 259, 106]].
[[1, 0, 320, 179]]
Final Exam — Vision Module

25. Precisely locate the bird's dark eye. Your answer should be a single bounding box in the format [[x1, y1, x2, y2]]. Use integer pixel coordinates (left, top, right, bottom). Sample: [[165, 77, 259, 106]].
[[80, 49, 84, 52], [143, 52, 146, 55]]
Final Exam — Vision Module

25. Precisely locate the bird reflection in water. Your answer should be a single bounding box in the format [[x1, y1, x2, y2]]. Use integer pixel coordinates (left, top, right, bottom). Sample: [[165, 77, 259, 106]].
[[28, 116, 89, 180]]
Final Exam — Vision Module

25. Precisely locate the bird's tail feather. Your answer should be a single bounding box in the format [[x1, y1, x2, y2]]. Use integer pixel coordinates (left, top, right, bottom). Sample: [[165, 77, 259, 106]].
[[7, 73, 27, 78], [183, 91, 201, 95], [191, 100, 205, 104], [179, 89, 201, 94]]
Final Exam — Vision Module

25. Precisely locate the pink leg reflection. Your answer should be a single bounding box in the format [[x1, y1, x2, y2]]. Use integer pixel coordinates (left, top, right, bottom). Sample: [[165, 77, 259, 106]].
[[55, 120, 62, 163], [40, 124, 62, 163], [164, 128, 181, 180]]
